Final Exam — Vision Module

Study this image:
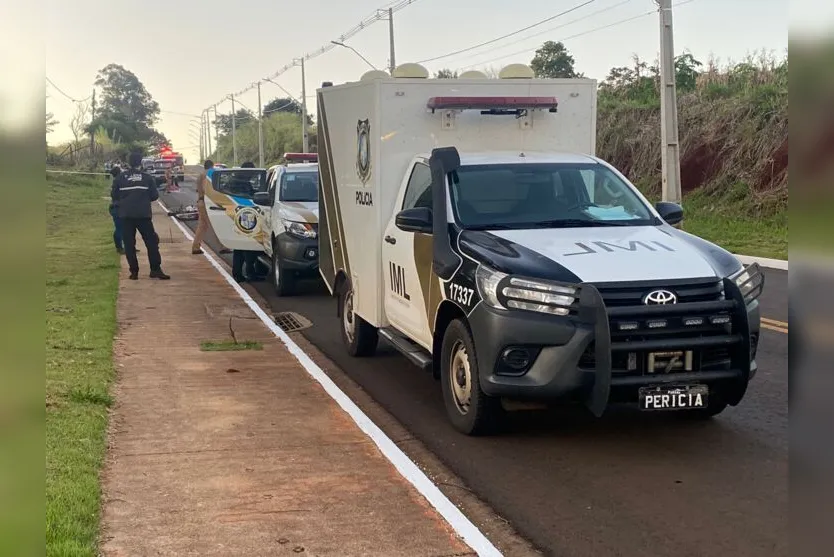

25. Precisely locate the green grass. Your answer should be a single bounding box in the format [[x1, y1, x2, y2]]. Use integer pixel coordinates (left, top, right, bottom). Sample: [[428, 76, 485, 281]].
[[200, 340, 263, 352], [46, 172, 119, 556], [679, 187, 787, 260]]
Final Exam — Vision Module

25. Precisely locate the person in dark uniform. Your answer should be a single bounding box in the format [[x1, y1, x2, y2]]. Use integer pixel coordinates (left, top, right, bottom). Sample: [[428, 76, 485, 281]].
[[112, 152, 171, 280]]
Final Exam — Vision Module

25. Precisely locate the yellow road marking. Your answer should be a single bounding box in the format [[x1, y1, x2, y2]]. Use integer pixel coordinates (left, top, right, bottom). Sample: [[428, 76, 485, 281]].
[[761, 317, 788, 334]]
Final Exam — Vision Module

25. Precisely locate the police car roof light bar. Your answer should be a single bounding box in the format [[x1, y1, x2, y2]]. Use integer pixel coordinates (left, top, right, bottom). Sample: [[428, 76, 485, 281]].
[[426, 96, 559, 113], [284, 152, 318, 162]]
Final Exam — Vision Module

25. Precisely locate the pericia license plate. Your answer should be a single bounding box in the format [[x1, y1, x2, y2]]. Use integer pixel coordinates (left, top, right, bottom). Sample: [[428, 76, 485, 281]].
[[639, 384, 708, 411]]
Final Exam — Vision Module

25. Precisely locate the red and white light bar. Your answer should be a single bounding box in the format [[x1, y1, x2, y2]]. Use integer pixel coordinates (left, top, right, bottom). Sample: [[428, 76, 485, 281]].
[[426, 96, 558, 112], [284, 152, 318, 162]]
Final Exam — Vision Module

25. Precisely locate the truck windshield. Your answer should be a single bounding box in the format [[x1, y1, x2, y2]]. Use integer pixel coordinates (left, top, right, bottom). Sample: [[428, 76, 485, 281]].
[[448, 163, 658, 229], [279, 171, 318, 202]]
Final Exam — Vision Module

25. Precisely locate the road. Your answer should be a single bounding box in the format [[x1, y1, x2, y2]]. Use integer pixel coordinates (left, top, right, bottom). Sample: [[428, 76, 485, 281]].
[[162, 180, 787, 557]]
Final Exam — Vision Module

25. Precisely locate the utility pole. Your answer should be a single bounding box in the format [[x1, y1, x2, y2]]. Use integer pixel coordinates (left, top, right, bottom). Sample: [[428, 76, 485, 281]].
[[206, 108, 211, 158], [388, 7, 396, 74], [89, 89, 96, 163], [230, 94, 238, 166], [211, 105, 217, 158], [300, 58, 309, 153], [657, 0, 682, 204], [257, 81, 265, 167]]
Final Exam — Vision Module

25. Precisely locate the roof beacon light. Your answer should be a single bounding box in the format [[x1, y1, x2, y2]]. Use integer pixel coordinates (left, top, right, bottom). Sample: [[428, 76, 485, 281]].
[[426, 96, 558, 114], [284, 152, 318, 163]]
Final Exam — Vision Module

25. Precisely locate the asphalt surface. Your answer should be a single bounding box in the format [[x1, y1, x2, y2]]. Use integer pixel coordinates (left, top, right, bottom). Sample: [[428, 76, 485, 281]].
[[162, 181, 787, 557]]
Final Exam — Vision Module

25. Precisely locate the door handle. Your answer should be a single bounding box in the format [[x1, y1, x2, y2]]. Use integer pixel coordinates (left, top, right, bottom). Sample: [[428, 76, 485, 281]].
[[209, 206, 224, 211], [384, 235, 397, 245]]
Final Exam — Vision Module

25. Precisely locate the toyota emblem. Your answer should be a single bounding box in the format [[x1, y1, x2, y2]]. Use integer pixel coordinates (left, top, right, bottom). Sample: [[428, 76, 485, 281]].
[[643, 289, 677, 305]]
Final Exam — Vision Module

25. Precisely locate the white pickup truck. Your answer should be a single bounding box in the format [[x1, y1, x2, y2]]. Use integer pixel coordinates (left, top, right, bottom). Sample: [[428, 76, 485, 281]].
[[204, 155, 321, 293], [316, 63, 764, 435]]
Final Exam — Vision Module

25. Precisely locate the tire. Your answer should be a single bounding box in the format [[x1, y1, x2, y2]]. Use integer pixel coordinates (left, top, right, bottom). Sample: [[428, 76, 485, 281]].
[[440, 319, 504, 436], [271, 244, 295, 296], [339, 279, 378, 357]]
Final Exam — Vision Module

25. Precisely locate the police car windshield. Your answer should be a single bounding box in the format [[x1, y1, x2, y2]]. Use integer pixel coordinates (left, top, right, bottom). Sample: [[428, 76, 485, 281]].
[[279, 171, 318, 202], [448, 163, 659, 230]]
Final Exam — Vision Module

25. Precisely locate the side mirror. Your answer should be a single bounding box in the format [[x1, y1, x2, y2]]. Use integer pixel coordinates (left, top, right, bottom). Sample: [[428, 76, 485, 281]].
[[395, 207, 433, 234], [655, 201, 683, 226], [253, 191, 271, 207]]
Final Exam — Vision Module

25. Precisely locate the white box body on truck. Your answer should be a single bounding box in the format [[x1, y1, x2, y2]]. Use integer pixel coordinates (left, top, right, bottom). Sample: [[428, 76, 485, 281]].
[[317, 65, 764, 435]]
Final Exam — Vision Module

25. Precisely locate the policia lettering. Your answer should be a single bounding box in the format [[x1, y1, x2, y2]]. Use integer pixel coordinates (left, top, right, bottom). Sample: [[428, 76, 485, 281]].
[[389, 262, 410, 300]]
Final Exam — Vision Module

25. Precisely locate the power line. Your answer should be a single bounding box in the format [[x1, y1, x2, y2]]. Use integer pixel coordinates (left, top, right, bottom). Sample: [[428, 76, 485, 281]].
[[437, 0, 636, 66], [416, 0, 597, 64], [209, 0, 423, 107], [458, 0, 698, 70], [45, 77, 91, 103]]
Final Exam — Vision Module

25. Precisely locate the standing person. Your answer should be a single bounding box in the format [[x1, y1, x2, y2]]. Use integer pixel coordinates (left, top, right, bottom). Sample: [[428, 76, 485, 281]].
[[191, 159, 214, 255], [109, 166, 125, 255], [112, 151, 171, 280]]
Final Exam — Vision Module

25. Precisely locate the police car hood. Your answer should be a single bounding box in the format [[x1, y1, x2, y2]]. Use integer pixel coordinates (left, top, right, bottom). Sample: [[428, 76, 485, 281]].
[[463, 225, 741, 283], [278, 201, 318, 225]]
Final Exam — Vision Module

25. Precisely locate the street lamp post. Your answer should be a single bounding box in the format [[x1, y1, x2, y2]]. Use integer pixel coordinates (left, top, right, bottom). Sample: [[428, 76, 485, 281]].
[[330, 41, 378, 71]]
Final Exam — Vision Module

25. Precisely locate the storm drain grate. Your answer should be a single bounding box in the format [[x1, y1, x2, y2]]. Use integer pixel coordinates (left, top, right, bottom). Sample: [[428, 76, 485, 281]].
[[273, 311, 312, 333]]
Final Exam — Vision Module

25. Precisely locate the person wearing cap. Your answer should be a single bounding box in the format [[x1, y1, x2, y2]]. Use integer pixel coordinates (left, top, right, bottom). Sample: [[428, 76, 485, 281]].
[[112, 151, 170, 280], [191, 159, 214, 254]]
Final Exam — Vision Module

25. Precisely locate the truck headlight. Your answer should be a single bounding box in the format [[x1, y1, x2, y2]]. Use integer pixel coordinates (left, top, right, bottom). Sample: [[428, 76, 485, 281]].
[[731, 263, 764, 304], [475, 266, 578, 316], [285, 221, 317, 239]]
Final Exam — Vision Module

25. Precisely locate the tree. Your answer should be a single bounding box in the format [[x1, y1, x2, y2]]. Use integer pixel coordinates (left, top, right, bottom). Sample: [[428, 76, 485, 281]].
[[264, 97, 301, 115], [213, 109, 255, 136], [434, 68, 458, 78], [46, 112, 58, 134], [530, 41, 582, 78], [93, 64, 160, 133], [69, 102, 90, 162]]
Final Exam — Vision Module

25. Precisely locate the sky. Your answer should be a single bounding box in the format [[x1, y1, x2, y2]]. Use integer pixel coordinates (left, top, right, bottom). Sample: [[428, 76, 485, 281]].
[[34, 0, 814, 162]]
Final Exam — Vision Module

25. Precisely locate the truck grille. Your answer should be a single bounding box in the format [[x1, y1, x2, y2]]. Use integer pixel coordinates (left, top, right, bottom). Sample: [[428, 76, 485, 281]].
[[595, 277, 723, 307], [577, 278, 741, 377]]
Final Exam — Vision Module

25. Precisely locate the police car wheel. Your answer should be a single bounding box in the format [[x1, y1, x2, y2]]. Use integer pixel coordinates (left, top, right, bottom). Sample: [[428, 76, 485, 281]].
[[339, 279, 378, 357], [271, 246, 295, 296], [440, 319, 503, 436]]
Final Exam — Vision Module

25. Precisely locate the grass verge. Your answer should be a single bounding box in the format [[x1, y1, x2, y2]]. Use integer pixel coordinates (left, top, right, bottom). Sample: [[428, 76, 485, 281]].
[[200, 340, 263, 352], [46, 172, 119, 556], [680, 186, 787, 260]]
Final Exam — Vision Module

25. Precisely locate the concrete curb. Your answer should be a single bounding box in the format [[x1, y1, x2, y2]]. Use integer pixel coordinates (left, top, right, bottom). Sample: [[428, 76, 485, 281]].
[[736, 254, 788, 271]]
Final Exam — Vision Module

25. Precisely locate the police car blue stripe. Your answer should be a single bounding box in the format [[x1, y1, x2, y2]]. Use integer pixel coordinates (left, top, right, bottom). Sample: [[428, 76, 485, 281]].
[[229, 195, 254, 207]]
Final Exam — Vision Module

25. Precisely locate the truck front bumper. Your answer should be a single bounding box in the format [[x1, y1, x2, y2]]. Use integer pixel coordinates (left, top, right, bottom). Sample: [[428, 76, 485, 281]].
[[468, 267, 763, 415], [275, 232, 319, 275]]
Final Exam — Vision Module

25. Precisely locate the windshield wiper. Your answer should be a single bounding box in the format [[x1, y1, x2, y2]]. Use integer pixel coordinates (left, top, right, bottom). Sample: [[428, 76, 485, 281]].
[[530, 219, 637, 228], [463, 224, 521, 231]]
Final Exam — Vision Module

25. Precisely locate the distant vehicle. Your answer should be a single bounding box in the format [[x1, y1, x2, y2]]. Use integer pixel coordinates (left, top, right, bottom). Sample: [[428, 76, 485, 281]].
[[150, 159, 173, 186], [141, 157, 155, 172], [213, 163, 228, 169]]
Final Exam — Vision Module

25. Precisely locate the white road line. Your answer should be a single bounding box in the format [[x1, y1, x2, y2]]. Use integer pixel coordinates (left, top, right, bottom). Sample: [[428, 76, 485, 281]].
[[155, 200, 503, 557]]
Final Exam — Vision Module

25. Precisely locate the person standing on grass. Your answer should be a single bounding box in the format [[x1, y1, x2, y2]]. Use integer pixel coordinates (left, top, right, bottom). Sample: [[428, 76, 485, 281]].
[[191, 159, 214, 255], [112, 151, 171, 280]]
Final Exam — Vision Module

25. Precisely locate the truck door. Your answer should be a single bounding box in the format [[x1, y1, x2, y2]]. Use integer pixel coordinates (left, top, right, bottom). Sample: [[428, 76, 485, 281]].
[[382, 162, 434, 348], [205, 168, 268, 251], [261, 168, 279, 254]]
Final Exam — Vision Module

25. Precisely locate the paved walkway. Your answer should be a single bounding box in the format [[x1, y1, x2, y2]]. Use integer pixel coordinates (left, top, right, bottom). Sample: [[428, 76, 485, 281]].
[[101, 205, 475, 556]]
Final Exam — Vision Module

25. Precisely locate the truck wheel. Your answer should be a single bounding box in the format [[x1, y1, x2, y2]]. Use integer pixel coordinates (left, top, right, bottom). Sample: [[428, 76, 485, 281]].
[[440, 319, 503, 436], [339, 279, 378, 357], [271, 245, 295, 296]]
